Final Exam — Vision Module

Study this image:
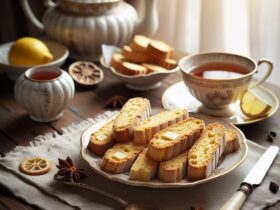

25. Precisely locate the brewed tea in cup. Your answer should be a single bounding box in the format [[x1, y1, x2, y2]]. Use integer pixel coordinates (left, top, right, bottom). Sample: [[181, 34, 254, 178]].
[[178, 52, 273, 117]]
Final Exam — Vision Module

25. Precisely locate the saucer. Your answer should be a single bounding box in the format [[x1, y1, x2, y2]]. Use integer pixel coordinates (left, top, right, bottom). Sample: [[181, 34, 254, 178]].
[[162, 82, 279, 125]]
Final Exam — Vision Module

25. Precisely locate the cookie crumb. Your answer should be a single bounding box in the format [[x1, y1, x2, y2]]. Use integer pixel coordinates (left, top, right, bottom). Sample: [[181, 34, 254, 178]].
[[269, 181, 279, 194]]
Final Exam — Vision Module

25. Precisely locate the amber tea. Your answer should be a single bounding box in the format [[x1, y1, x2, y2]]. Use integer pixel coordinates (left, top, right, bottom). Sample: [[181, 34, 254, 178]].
[[30, 70, 60, 80], [190, 63, 249, 79]]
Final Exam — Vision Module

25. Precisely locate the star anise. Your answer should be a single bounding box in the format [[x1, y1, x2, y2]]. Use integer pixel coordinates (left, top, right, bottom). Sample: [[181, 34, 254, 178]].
[[105, 95, 128, 109], [55, 157, 87, 183]]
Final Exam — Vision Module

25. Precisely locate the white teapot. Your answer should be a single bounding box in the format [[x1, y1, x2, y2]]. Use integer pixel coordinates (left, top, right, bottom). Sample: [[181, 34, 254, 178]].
[[20, 0, 158, 61]]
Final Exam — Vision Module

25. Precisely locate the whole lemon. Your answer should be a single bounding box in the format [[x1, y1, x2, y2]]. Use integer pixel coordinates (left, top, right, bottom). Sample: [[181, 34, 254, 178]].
[[8, 37, 53, 66]]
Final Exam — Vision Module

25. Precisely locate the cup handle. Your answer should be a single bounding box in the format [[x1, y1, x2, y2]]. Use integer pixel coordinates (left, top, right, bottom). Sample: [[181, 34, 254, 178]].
[[250, 59, 273, 88]]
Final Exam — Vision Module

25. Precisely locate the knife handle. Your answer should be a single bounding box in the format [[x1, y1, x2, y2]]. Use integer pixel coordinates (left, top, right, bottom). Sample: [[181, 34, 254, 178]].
[[220, 183, 252, 210]]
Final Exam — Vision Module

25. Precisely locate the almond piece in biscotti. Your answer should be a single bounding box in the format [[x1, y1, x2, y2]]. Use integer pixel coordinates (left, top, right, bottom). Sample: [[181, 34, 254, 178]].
[[188, 123, 226, 180], [147, 117, 205, 162], [134, 109, 189, 145], [101, 142, 145, 174], [113, 97, 151, 142]]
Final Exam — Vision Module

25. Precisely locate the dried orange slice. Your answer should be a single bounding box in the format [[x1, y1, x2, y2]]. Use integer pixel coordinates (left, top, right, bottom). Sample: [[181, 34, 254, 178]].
[[19, 157, 51, 176], [69, 61, 104, 86]]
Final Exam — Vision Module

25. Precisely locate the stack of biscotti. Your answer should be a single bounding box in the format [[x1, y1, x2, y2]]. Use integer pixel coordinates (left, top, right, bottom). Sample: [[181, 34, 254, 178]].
[[101, 142, 145, 173], [134, 109, 188, 145], [110, 35, 177, 76], [87, 96, 241, 181], [147, 117, 205, 161], [188, 123, 226, 180], [113, 97, 151, 142]]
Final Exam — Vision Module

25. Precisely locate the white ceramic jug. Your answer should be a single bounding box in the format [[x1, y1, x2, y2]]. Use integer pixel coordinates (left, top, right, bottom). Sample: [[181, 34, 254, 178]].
[[14, 66, 75, 122], [20, 0, 158, 61]]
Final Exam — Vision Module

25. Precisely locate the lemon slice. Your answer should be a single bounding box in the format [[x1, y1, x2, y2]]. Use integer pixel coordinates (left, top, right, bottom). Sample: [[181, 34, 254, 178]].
[[240, 90, 272, 118], [19, 157, 51, 176]]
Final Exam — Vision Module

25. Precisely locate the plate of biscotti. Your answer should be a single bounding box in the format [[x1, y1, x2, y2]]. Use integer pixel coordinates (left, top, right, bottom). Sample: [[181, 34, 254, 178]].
[[100, 35, 181, 90], [80, 97, 248, 188]]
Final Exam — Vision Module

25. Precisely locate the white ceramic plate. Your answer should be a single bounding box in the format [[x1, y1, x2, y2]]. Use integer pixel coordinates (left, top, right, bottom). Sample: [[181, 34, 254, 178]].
[[0, 39, 69, 80], [162, 82, 279, 125], [80, 109, 248, 188]]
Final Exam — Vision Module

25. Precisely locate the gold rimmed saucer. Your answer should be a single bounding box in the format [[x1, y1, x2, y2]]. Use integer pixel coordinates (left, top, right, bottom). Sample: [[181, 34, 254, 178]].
[[162, 82, 279, 125]]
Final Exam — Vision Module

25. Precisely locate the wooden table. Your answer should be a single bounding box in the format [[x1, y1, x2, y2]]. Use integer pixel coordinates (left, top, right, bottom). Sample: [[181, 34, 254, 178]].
[[0, 62, 279, 209]]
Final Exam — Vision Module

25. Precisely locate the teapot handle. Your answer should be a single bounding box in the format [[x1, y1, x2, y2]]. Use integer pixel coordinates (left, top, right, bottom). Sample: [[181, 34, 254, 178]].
[[20, 0, 56, 32]]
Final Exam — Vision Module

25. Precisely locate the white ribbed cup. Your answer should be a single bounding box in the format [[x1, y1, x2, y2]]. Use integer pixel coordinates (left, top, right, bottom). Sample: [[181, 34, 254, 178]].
[[14, 66, 75, 122]]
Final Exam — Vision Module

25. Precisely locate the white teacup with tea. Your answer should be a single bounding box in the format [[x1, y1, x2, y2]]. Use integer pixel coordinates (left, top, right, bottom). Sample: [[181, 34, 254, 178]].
[[179, 52, 273, 117]]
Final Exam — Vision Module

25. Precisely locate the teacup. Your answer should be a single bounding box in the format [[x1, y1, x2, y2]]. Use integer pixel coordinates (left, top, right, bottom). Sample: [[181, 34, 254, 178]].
[[178, 52, 273, 117], [14, 66, 75, 122]]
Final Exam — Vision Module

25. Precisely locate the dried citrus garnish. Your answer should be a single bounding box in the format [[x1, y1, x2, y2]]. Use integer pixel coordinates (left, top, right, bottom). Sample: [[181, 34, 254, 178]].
[[69, 61, 104, 86], [19, 157, 51, 176]]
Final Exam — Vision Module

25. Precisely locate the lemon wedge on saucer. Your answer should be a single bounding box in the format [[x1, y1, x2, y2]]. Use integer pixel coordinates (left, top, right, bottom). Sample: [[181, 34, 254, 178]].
[[240, 89, 272, 118], [8, 37, 53, 66]]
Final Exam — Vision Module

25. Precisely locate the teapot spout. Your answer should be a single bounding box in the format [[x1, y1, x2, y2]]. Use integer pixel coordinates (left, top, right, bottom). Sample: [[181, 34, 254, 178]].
[[135, 0, 158, 37]]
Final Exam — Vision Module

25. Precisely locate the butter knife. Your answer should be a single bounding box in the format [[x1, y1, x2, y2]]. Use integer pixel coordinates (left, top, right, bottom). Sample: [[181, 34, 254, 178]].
[[220, 146, 279, 210]]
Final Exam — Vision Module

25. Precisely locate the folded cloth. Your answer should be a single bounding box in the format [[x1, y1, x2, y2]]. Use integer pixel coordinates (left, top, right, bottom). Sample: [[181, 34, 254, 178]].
[[0, 111, 279, 210]]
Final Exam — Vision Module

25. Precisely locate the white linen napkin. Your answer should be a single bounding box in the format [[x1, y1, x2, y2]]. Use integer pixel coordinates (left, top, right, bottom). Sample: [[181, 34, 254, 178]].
[[0, 111, 279, 210]]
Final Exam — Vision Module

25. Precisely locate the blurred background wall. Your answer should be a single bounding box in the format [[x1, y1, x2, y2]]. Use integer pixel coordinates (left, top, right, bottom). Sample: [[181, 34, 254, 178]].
[[0, 0, 279, 85]]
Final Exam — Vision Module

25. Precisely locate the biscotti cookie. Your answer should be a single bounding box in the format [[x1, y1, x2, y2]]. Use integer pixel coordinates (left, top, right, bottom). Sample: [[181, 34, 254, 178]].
[[147, 40, 173, 60], [156, 58, 177, 70], [142, 63, 168, 74], [129, 35, 150, 52], [134, 109, 189, 145], [120, 62, 147, 76], [110, 53, 125, 73], [122, 46, 150, 63], [223, 129, 240, 155], [101, 142, 145, 174], [188, 123, 226, 180], [113, 97, 151, 142], [130, 149, 158, 181], [87, 120, 115, 155], [159, 150, 189, 183], [147, 117, 205, 161]]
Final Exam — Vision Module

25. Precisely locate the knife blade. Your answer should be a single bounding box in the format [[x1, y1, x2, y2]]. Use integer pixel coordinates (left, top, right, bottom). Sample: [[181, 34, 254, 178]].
[[243, 146, 279, 186], [220, 146, 279, 210]]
